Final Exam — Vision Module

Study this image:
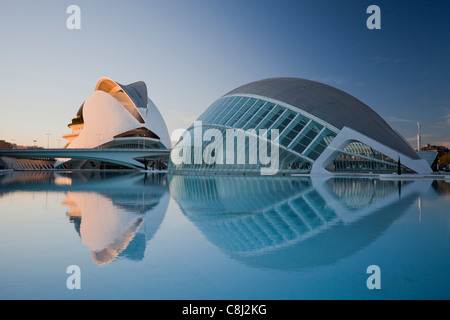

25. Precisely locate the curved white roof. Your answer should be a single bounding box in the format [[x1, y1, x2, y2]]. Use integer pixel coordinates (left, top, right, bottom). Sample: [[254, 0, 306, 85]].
[[66, 78, 171, 149]]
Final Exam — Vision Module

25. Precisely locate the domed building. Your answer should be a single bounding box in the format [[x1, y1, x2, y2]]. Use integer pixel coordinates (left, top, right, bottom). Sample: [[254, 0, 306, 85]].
[[59, 77, 171, 169], [0, 77, 171, 171], [168, 77, 431, 175]]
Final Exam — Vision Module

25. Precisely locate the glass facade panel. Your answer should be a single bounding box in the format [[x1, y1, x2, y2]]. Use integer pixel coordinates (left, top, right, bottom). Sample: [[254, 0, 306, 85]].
[[243, 102, 275, 130], [169, 95, 340, 175], [279, 115, 310, 147], [203, 97, 233, 124], [271, 110, 296, 133], [168, 123, 313, 174], [255, 106, 284, 131], [224, 98, 256, 127], [216, 97, 247, 125], [197, 99, 220, 122], [325, 141, 415, 174], [303, 128, 336, 160], [209, 96, 239, 124], [234, 99, 266, 129], [292, 141, 308, 154], [307, 122, 323, 136], [289, 121, 322, 156]]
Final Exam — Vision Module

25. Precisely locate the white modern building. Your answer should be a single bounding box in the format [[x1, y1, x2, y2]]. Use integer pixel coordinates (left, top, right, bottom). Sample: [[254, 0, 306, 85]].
[[63, 77, 170, 149], [168, 77, 431, 175], [0, 77, 171, 171], [1, 77, 434, 175], [59, 77, 171, 170]]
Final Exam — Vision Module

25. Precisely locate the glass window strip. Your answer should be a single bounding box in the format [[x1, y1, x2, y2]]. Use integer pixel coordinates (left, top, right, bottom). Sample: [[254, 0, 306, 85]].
[[272, 111, 296, 135], [209, 96, 239, 124], [199, 102, 218, 123], [198, 99, 221, 121], [305, 130, 336, 157], [282, 117, 309, 143], [214, 96, 237, 122], [260, 108, 287, 132], [259, 107, 296, 140], [209, 97, 232, 122], [242, 102, 274, 130], [287, 119, 312, 149], [215, 96, 244, 125], [222, 93, 341, 134], [335, 149, 397, 167], [223, 97, 255, 127], [203, 97, 231, 124], [227, 97, 249, 121], [302, 126, 327, 156], [239, 102, 267, 130], [228, 99, 256, 125], [277, 113, 301, 138], [255, 106, 284, 131], [169, 125, 315, 174], [234, 99, 266, 128], [304, 149, 321, 161]]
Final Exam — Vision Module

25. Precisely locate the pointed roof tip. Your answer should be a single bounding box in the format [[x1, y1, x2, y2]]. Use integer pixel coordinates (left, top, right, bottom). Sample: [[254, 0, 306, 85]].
[[95, 77, 148, 110]]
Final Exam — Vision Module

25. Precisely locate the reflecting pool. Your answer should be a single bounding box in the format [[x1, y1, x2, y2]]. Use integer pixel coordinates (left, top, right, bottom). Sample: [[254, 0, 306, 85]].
[[0, 171, 449, 299]]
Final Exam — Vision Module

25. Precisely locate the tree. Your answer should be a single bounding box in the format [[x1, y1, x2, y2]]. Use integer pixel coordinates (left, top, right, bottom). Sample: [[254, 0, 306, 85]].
[[437, 153, 450, 166]]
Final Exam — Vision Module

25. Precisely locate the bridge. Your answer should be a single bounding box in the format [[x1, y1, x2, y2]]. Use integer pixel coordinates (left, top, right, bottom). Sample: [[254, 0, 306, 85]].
[[0, 148, 171, 170]]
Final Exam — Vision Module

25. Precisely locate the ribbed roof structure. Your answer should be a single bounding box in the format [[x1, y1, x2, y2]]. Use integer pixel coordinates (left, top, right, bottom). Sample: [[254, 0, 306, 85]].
[[225, 77, 419, 159]]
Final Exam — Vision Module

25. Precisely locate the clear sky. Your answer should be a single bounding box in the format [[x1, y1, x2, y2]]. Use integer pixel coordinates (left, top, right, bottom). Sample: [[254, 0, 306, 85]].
[[0, 0, 449, 148]]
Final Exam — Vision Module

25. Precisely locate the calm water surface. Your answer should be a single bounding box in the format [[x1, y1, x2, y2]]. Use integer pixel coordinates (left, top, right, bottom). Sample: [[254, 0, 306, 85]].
[[0, 171, 449, 299]]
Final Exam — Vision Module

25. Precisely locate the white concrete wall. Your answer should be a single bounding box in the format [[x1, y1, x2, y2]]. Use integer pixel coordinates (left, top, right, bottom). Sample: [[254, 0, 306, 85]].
[[311, 127, 432, 175]]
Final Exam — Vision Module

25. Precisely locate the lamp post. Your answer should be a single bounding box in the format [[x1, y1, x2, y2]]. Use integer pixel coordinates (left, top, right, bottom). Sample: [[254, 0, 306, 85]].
[[417, 121, 421, 151], [96, 133, 101, 149], [46, 133, 51, 149]]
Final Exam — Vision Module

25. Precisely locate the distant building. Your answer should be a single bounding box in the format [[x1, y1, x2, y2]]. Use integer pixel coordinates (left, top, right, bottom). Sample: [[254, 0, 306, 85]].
[[421, 144, 449, 156], [0, 140, 12, 149], [0, 140, 43, 150]]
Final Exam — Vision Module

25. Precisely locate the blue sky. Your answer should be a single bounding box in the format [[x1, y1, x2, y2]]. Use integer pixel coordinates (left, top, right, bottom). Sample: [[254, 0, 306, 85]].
[[0, 0, 449, 148]]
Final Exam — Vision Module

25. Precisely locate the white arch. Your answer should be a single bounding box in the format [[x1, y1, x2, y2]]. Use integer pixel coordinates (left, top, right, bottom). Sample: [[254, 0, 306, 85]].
[[311, 127, 432, 175]]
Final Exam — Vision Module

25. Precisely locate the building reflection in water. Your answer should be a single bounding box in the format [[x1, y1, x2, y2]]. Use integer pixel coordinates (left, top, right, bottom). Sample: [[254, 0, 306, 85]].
[[0, 171, 169, 265], [169, 175, 433, 270], [1, 171, 446, 268]]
